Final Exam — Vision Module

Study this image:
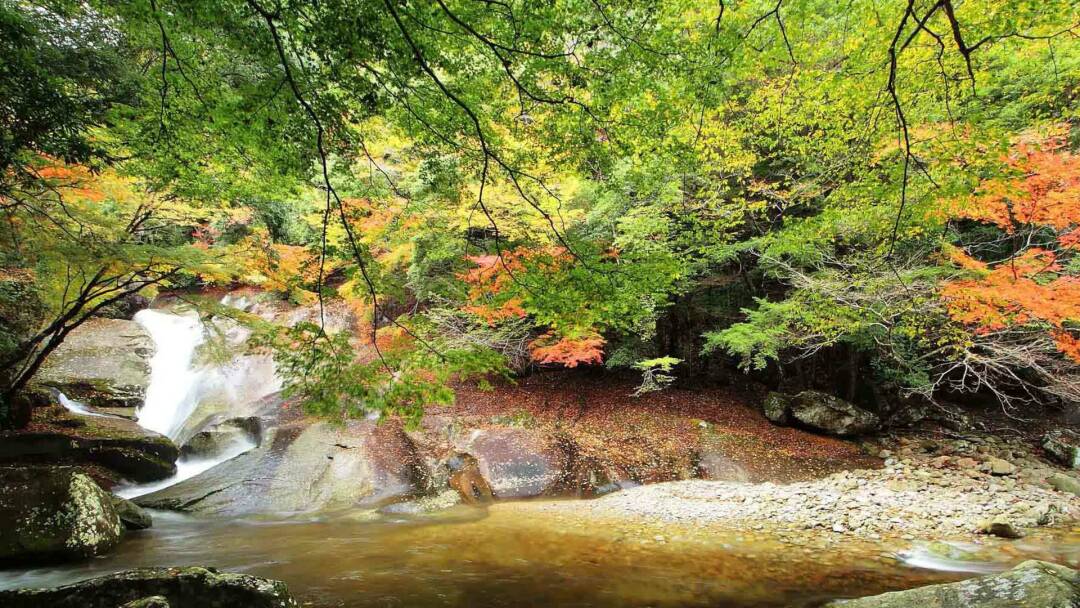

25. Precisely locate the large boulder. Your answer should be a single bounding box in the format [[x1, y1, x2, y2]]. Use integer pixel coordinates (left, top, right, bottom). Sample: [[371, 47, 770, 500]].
[[0, 466, 123, 564], [772, 391, 880, 436], [827, 560, 1080, 607], [31, 318, 153, 409], [452, 426, 566, 499], [0, 409, 178, 485], [0, 566, 298, 608], [138, 419, 430, 514], [1043, 429, 1080, 470]]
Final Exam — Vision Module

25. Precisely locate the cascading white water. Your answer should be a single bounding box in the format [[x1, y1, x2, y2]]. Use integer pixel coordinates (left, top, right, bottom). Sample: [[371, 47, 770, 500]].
[[134, 309, 206, 440], [117, 300, 281, 498]]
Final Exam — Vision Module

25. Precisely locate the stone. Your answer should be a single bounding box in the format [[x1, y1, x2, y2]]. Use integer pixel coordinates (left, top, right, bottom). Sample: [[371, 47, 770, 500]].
[[138, 419, 430, 514], [1043, 429, 1080, 470], [30, 318, 153, 409], [0, 566, 298, 608], [825, 560, 1080, 607], [1047, 473, 1080, 497], [0, 412, 179, 484], [111, 495, 153, 530], [120, 597, 170, 608], [979, 517, 1024, 539], [987, 457, 1017, 476], [762, 392, 792, 425], [446, 452, 495, 504], [452, 426, 566, 499], [0, 466, 123, 564], [787, 391, 880, 436], [179, 416, 262, 459]]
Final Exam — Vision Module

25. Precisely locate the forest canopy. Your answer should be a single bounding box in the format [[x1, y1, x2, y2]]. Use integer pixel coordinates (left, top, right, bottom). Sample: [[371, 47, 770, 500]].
[[2, 0, 1079, 427]]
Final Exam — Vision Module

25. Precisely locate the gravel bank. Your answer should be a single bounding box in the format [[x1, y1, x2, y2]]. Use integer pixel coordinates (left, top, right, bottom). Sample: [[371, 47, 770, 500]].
[[529, 433, 1080, 541]]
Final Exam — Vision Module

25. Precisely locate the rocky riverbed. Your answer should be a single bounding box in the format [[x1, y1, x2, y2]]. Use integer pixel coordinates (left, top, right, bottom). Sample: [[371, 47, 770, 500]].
[[519, 432, 1080, 544]]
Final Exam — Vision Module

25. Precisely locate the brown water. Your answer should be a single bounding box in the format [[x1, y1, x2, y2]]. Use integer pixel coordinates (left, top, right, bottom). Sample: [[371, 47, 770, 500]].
[[1, 504, 1077, 607]]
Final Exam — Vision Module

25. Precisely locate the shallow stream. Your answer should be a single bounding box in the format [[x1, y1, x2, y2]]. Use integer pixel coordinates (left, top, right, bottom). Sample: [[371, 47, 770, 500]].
[[2, 504, 1077, 607]]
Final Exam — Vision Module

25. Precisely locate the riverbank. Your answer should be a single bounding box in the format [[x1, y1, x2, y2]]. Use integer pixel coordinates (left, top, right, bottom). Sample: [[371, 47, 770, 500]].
[[509, 431, 1080, 544]]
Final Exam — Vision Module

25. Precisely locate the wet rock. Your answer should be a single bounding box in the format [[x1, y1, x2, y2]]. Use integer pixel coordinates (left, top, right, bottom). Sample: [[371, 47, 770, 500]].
[[762, 392, 791, 425], [826, 560, 1079, 607], [31, 318, 153, 409], [447, 452, 495, 504], [453, 427, 565, 499], [111, 495, 153, 530], [0, 412, 178, 484], [1043, 429, 1080, 470], [786, 391, 879, 436], [979, 517, 1023, 539], [0, 566, 298, 608], [180, 416, 261, 459], [1048, 472, 1080, 497], [138, 420, 430, 514], [0, 466, 123, 564]]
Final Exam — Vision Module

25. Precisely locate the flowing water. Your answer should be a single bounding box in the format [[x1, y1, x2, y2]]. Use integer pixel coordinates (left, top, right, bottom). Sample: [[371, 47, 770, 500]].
[[10, 304, 1080, 606], [1, 506, 1076, 607]]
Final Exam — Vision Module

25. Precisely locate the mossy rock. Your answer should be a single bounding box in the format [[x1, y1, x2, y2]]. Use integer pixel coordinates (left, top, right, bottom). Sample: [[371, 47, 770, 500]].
[[0, 466, 123, 565], [0, 566, 299, 608], [0, 412, 179, 483]]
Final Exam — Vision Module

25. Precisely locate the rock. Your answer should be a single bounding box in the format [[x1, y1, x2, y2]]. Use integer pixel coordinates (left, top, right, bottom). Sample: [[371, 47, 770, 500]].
[[180, 416, 261, 459], [0, 566, 298, 608], [111, 495, 152, 530], [94, 293, 151, 321], [138, 419, 430, 514], [446, 452, 495, 504], [1048, 473, 1080, 497], [453, 426, 565, 499], [120, 597, 170, 608], [786, 391, 880, 436], [1043, 429, 1080, 469], [987, 457, 1017, 476], [0, 411, 179, 484], [30, 318, 153, 409], [762, 392, 792, 425], [979, 517, 1024, 539], [0, 466, 123, 564], [826, 560, 1079, 607]]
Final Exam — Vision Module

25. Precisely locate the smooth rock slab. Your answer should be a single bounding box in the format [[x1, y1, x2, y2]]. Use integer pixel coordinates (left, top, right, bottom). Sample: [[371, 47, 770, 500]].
[[827, 560, 1080, 607], [32, 318, 153, 409], [0, 466, 123, 564], [0, 566, 298, 608]]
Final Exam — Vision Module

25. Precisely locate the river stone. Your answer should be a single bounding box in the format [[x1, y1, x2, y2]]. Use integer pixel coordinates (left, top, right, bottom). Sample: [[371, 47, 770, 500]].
[[1043, 429, 1080, 469], [111, 495, 153, 530], [827, 560, 1080, 607], [0, 466, 123, 564], [0, 411, 179, 484], [0, 566, 298, 608], [138, 419, 430, 514], [31, 318, 153, 409], [788, 391, 880, 436]]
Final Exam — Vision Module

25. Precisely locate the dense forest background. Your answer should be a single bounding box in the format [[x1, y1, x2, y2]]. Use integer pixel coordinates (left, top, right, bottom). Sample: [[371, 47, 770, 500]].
[[2, 0, 1079, 428]]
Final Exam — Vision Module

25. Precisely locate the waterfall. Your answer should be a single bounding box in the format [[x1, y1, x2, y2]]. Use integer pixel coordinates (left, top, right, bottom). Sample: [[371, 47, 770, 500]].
[[133, 309, 206, 440], [117, 300, 280, 498]]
